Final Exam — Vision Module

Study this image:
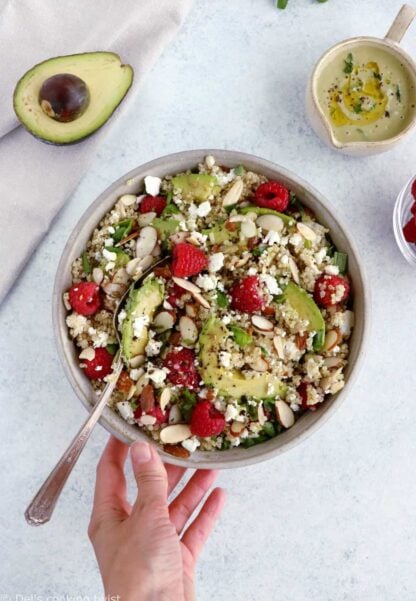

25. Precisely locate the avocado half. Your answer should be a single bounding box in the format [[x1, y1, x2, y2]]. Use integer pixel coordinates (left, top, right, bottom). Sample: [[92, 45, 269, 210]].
[[13, 52, 133, 145]]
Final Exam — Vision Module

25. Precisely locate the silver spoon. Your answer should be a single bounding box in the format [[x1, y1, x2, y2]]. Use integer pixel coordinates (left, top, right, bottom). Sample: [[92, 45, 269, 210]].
[[25, 255, 170, 526]]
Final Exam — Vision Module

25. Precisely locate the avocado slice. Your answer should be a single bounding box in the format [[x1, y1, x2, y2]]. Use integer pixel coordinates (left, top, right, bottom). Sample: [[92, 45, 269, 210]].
[[202, 221, 237, 244], [13, 52, 133, 145], [152, 217, 180, 240], [283, 282, 325, 346], [121, 277, 164, 360], [239, 205, 295, 226], [199, 317, 286, 400], [172, 174, 220, 202]]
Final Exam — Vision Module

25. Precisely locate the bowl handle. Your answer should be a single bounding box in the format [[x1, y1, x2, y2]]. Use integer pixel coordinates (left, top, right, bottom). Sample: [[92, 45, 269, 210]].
[[385, 4, 416, 43]]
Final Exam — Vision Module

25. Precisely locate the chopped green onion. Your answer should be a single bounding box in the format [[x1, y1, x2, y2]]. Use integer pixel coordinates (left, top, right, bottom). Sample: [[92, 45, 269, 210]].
[[233, 165, 245, 176], [343, 53, 354, 74], [273, 294, 285, 304], [313, 329, 325, 351], [228, 324, 253, 347], [262, 422, 276, 438], [113, 219, 133, 243], [333, 251, 348, 274], [106, 343, 119, 355], [216, 290, 229, 308], [162, 202, 180, 216], [81, 251, 91, 274]]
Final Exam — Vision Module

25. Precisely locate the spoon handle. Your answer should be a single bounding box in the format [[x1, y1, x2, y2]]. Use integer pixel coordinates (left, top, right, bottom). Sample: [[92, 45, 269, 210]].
[[385, 4, 416, 43], [25, 362, 122, 526]]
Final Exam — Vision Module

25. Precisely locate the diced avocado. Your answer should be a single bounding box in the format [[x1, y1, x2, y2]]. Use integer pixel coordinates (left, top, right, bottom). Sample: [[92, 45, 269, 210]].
[[283, 282, 325, 345], [13, 52, 133, 145], [239, 205, 295, 226], [199, 318, 286, 400], [152, 218, 180, 240], [104, 246, 130, 268], [121, 277, 164, 360], [202, 221, 237, 244], [172, 174, 220, 202]]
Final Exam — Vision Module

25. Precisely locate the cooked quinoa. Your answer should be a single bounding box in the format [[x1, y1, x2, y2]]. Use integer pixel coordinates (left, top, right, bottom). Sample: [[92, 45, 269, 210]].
[[65, 155, 354, 457]]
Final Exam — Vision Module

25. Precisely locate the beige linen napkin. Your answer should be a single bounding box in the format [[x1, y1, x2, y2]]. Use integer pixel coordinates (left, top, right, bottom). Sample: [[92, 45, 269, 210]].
[[0, 0, 192, 304]]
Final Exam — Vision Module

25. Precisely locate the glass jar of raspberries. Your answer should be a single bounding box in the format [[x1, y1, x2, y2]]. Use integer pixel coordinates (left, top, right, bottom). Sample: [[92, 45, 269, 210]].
[[393, 175, 416, 265]]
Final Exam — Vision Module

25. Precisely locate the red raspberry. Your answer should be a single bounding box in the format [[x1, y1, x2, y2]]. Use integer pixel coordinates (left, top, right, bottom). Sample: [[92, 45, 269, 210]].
[[172, 243, 208, 278], [68, 281, 101, 316], [82, 347, 113, 380], [163, 348, 200, 390], [134, 406, 167, 424], [313, 274, 350, 308], [139, 195, 166, 216], [255, 181, 290, 212], [167, 282, 186, 307], [403, 216, 416, 243], [230, 275, 265, 313], [190, 400, 226, 437], [297, 382, 318, 411]]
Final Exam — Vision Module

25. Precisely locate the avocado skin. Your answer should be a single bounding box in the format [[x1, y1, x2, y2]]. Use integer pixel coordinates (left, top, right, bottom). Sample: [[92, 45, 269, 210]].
[[13, 51, 133, 145], [121, 277, 164, 361], [199, 317, 286, 400]]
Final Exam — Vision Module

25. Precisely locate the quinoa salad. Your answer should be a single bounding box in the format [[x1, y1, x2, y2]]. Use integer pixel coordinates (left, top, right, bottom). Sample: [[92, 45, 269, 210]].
[[64, 155, 354, 458]]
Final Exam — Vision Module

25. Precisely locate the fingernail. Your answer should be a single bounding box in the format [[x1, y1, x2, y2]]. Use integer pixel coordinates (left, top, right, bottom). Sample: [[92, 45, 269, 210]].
[[132, 441, 152, 463]]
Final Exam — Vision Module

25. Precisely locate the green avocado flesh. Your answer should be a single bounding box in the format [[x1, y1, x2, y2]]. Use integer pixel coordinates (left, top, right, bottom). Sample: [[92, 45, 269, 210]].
[[13, 52, 133, 145], [199, 317, 286, 400], [283, 282, 325, 341], [239, 205, 295, 226], [172, 174, 220, 202], [152, 218, 180, 240], [202, 222, 237, 244], [121, 278, 164, 361]]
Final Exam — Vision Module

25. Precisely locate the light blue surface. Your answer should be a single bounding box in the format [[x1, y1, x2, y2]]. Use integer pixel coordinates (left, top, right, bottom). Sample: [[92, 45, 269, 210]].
[[2, 0, 416, 598]]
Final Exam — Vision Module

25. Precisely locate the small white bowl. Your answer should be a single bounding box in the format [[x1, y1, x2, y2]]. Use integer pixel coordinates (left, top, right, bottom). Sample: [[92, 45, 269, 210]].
[[306, 4, 416, 156], [393, 173, 416, 265], [53, 149, 370, 469]]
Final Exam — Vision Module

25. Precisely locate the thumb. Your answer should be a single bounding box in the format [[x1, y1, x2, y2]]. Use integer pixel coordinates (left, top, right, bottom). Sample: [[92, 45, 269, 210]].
[[130, 441, 168, 507]]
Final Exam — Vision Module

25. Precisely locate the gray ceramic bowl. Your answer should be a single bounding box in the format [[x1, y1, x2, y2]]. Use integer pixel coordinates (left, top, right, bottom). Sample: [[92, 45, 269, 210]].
[[53, 149, 369, 469]]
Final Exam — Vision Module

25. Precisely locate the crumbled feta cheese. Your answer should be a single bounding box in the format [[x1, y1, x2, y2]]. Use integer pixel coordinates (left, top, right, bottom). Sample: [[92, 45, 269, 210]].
[[66, 313, 89, 336], [118, 309, 127, 328], [103, 248, 117, 262], [182, 437, 201, 453], [129, 368, 143, 381], [145, 338, 163, 357], [144, 175, 162, 196], [108, 226, 115, 234], [225, 404, 240, 422], [289, 233, 303, 248], [195, 274, 217, 291], [104, 238, 114, 247], [325, 265, 340, 275], [247, 267, 257, 276], [222, 315, 231, 325], [264, 230, 280, 245], [91, 330, 109, 348], [208, 252, 224, 273], [146, 366, 168, 387], [205, 155, 215, 169], [133, 315, 150, 339], [105, 261, 115, 272], [196, 201, 212, 217], [190, 231, 208, 246], [260, 274, 282, 296], [116, 401, 135, 424], [280, 255, 289, 266], [219, 351, 232, 369]]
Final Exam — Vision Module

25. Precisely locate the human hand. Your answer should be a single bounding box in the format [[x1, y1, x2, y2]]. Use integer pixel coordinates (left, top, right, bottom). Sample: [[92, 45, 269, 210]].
[[88, 436, 226, 601]]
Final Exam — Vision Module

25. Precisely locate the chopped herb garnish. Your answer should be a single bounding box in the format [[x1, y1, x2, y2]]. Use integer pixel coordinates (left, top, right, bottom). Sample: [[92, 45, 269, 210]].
[[216, 290, 229, 308], [233, 165, 245, 176], [181, 389, 197, 421], [106, 343, 119, 355], [228, 324, 253, 347], [82, 251, 92, 274], [396, 85, 402, 102], [252, 245, 267, 257], [313, 329, 325, 351], [162, 202, 180, 216], [113, 218, 133, 243], [343, 53, 354, 74], [262, 421, 276, 438], [353, 102, 362, 114], [273, 293, 285, 304], [373, 71, 382, 81], [333, 251, 348, 274]]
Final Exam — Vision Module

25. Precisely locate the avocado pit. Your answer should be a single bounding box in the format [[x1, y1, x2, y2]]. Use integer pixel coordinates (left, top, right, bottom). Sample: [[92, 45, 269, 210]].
[[39, 73, 90, 123]]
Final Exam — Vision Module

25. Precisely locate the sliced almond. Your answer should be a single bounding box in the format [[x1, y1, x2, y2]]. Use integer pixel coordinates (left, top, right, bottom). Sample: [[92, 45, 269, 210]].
[[140, 415, 157, 426], [330, 380, 345, 394], [256, 214, 284, 233], [179, 316, 198, 343], [230, 420, 245, 436], [135, 375, 149, 396], [339, 310, 354, 337], [102, 282, 127, 298], [140, 384, 155, 412], [126, 257, 143, 276], [170, 231, 189, 245], [193, 292, 210, 309], [297, 222, 317, 241], [119, 194, 137, 206], [275, 400, 295, 428], [172, 276, 201, 295], [163, 444, 190, 458], [185, 303, 197, 318], [251, 315, 274, 331], [222, 179, 244, 207], [273, 335, 285, 360], [62, 292, 71, 311], [323, 329, 341, 351], [160, 424, 192, 444], [288, 256, 300, 284], [135, 226, 157, 258], [257, 402, 267, 426], [152, 244, 162, 257], [159, 388, 172, 411], [324, 356, 343, 369], [127, 384, 136, 401], [228, 214, 248, 223], [79, 347, 96, 361], [113, 268, 129, 285], [138, 255, 155, 272], [168, 405, 182, 424], [116, 230, 140, 246], [92, 267, 104, 285], [138, 212, 157, 227], [154, 311, 175, 332], [248, 357, 268, 372], [240, 220, 257, 239]]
